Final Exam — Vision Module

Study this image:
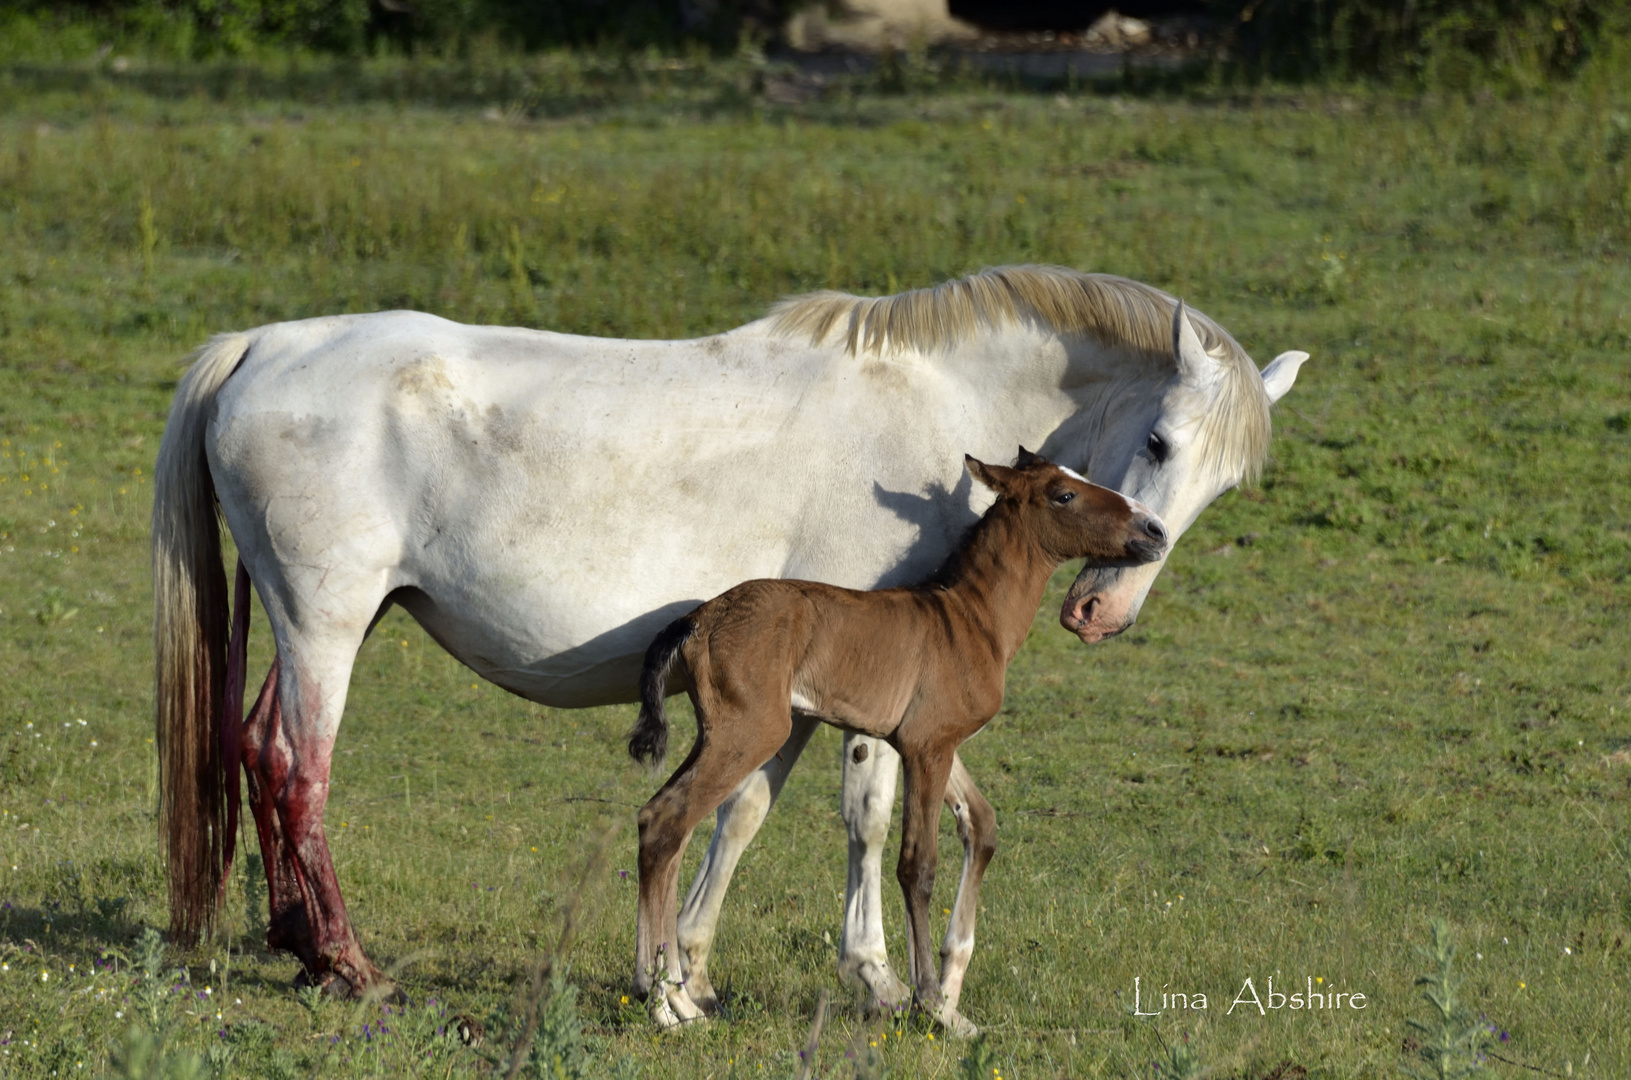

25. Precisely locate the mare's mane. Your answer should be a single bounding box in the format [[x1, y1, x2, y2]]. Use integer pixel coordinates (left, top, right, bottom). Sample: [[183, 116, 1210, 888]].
[[767, 265, 1273, 483]]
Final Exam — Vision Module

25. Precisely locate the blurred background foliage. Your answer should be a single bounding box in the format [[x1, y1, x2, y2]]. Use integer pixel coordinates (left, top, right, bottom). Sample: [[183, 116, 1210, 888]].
[[1, 0, 1627, 90]]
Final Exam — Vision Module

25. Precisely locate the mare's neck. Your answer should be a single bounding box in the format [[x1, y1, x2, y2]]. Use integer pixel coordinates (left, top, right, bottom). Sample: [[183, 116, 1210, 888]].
[[937, 327, 1155, 481], [934, 502, 1059, 664]]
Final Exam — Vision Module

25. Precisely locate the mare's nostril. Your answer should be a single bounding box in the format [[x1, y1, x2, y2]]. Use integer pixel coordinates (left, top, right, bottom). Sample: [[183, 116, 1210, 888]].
[[1143, 517, 1168, 545]]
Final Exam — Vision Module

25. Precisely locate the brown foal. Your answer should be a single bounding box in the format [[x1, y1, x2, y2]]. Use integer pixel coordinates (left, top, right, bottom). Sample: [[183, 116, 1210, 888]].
[[627, 449, 1169, 1034]]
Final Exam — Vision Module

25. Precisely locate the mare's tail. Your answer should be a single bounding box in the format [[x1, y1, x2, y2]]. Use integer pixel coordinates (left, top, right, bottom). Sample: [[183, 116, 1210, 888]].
[[152, 332, 254, 943], [628, 615, 696, 768]]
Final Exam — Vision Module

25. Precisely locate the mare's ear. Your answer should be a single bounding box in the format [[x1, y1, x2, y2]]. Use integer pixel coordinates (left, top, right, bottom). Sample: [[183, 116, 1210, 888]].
[[1015, 445, 1046, 469], [1172, 300, 1222, 388], [1260, 350, 1309, 404], [965, 455, 1017, 494]]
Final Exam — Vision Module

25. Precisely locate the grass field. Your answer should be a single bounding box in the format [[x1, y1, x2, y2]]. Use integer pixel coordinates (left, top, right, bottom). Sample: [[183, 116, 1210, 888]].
[[0, 52, 1629, 1078]]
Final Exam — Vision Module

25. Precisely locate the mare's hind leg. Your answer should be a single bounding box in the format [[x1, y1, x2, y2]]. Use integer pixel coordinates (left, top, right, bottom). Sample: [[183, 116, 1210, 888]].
[[236, 562, 392, 998], [839, 733, 912, 1012], [937, 754, 996, 1017], [636, 696, 792, 1030], [675, 712, 819, 1014], [267, 631, 390, 996], [240, 659, 310, 959]]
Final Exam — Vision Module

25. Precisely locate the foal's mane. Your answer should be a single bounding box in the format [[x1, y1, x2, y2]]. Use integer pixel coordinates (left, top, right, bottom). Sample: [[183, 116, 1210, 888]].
[[767, 265, 1273, 483], [914, 486, 1026, 594]]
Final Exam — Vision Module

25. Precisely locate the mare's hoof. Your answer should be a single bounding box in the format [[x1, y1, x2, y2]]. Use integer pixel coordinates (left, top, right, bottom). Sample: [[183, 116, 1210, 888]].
[[294, 967, 352, 999], [839, 958, 911, 1015], [681, 971, 722, 1016], [293, 967, 404, 1004], [932, 1002, 979, 1039]]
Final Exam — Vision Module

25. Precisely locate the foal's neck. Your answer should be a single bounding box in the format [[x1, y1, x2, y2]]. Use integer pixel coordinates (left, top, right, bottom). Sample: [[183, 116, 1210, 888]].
[[930, 501, 1058, 662]]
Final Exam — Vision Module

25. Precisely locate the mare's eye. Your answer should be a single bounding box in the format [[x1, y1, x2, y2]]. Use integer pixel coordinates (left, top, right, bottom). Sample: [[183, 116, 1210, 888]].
[[1146, 432, 1169, 464], [1053, 491, 1075, 505]]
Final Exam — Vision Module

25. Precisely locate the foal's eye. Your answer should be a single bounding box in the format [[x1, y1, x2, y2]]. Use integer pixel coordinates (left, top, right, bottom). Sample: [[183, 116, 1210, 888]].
[[1053, 491, 1076, 505], [1146, 432, 1169, 464]]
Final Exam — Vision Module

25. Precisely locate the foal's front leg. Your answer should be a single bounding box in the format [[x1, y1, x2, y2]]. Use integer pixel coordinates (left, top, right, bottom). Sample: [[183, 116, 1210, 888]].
[[896, 748, 977, 1037], [938, 754, 996, 1014]]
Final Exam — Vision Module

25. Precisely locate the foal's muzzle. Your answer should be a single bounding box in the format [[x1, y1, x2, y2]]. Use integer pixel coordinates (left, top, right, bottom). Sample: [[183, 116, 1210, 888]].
[[1126, 511, 1169, 564]]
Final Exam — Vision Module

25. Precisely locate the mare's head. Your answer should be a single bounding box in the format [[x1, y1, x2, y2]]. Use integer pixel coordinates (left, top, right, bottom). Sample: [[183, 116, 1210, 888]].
[[965, 448, 1169, 567], [1060, 301, 1308, 642]]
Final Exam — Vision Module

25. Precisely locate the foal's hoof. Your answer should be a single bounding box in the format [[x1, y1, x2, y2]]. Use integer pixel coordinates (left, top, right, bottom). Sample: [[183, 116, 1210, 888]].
[[932, 1001, 979, 1039], [651, 987, 709, 1031]]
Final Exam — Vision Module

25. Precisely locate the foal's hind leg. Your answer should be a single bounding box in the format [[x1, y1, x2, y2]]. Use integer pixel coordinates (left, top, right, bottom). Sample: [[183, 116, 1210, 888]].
[[636, 696, 792, 1030], [937, 754, 996, 1017], [675, 712, 819, 1014]]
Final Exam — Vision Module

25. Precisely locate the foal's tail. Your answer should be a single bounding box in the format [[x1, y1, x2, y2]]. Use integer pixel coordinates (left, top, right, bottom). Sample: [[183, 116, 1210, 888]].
[[152, 332, 254, 944], [628, 615, 696, 768]]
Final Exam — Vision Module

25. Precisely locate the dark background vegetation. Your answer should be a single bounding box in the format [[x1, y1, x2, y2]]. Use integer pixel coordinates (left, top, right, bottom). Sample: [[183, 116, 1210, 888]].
[[1, 0, 1627, 1075], [2, 0, 1626, 85]]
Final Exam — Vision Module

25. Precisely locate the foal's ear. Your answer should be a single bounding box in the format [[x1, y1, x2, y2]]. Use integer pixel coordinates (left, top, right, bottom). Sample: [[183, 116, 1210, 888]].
[[1015, 445, 1046, 469], [965, 454, 1018, 494]]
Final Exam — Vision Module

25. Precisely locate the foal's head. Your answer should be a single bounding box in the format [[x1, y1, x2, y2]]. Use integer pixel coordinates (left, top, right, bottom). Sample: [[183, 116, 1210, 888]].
[[965, 448, 1168, 566]]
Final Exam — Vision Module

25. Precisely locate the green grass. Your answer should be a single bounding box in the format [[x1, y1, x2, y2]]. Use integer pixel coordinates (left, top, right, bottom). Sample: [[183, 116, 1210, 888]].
[[1, 55, 1629, 1078]]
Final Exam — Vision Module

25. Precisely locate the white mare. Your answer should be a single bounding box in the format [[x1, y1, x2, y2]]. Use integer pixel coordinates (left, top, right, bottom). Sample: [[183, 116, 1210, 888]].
[[152, 266, 1307, 1021]]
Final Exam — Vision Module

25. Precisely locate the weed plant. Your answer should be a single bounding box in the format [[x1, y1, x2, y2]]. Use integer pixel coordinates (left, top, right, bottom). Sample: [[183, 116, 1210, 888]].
[[1405, 918, 1487, 1080], [0, 49, 1627, 1079]]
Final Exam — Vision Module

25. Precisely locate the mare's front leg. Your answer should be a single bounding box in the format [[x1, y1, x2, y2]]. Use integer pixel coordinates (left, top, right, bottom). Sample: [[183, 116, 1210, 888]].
[[839, 733, 912, 1011], [938, 754, 996, 1015], [896, 746, 976, 1037], [675, 712, 819, 1013]]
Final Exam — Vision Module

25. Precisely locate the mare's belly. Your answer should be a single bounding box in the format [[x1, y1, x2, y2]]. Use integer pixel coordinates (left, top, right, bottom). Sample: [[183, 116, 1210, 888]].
[[389, 575, 697, 709]]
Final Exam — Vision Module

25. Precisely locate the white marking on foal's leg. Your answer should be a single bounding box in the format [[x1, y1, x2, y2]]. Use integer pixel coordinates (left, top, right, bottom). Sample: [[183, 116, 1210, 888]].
[[937, 755, 993, 1032], [838, 734, 910, 1011], [676, 714, 818, 1012]]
